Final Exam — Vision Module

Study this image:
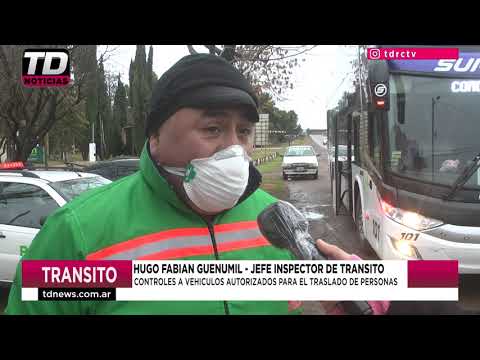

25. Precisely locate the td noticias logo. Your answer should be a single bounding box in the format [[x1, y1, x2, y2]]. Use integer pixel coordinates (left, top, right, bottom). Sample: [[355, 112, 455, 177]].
[[22, 49, 71, 88]]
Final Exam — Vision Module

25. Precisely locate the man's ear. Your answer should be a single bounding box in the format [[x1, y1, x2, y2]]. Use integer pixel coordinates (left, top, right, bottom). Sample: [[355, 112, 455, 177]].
[[149, 127, 162, 145], [148, 131, 161, 159]]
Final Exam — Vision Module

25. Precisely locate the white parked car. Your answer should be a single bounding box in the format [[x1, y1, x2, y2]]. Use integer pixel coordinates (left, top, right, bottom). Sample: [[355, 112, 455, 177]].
[[0, 163, 111, 285], [281, 145, 319, 180]]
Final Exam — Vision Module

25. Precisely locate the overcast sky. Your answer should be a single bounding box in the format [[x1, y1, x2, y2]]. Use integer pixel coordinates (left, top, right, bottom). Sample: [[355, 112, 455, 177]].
[[100, 45, 359, 130]]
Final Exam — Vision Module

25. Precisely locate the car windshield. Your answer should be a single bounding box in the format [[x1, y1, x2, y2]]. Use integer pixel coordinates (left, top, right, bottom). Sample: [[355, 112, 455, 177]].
[[50, 176, 111, 201], [285, 147, 315, 156], [387, 74, 480, 190]]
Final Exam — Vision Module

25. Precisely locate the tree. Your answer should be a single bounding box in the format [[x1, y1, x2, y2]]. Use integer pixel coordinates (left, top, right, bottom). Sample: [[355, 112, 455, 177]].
[[0, 45, 95, 161], [96, 61, 111, 159], [48, 99, 89, 162], [256, 91, 301, 143], [113, 75, 128, 154], [128, 59, 134, 108], [147, 46, 153, 93], [145, 46, 157, 127], [77, 45, 97, 161], [258, 92, 276, 115], [186, 45, 316, 101], [132, 46, 147, 154], [349, 45, 368, 87], [346, 45, 369, 111], [129, 45, 155, 155]]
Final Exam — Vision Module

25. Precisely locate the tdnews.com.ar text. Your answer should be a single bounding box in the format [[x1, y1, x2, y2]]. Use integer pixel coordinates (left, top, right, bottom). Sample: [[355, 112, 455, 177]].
[[38, 288, 115, 301]]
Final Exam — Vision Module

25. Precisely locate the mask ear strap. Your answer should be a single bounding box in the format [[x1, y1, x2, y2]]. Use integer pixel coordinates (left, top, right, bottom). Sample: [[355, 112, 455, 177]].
[[236, 161, 262, 205], [162, 166, 186, 177]]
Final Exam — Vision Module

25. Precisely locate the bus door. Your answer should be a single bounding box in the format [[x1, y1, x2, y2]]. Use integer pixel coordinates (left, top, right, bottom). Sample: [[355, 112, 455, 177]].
[[333, 113, 353, 216]]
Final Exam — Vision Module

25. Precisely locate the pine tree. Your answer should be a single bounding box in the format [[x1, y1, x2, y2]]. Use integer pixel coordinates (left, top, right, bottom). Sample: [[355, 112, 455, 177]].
[[131, 45, 149, 155], [97, 61, 124, 159], [78, 45, 98, 160], [126, 45, 158, 156], [128, 59, 134, 108], [113, 75, 128, 154], [96, 61, 110, 159], [147, 45, 154, 93]]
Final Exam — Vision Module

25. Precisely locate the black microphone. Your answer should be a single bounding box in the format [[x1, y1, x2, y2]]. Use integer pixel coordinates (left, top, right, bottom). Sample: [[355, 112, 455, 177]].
[[257, 200, 374, 315]]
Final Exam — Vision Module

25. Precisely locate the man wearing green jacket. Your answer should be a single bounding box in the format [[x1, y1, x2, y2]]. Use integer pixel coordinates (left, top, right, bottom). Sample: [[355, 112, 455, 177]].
[[6, 53, 379, 315]]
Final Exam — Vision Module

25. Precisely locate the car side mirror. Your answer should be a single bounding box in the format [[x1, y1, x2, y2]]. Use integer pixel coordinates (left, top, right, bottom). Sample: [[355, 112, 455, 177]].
[[39, 216, 47, 227]]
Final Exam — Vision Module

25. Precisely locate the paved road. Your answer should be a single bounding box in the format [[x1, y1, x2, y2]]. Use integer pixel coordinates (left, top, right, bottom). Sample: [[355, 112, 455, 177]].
[[291, 135, 480, 315], [286, 135, 377, 314]]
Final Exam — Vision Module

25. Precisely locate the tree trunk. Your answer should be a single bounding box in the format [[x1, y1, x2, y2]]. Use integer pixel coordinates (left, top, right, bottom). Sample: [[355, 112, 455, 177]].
[[12, 95, 57, 162], [16, 139, 36, 162]]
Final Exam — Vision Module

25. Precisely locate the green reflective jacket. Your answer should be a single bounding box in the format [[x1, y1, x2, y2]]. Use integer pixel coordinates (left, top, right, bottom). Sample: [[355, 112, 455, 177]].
[[6, 143, 301, 315]]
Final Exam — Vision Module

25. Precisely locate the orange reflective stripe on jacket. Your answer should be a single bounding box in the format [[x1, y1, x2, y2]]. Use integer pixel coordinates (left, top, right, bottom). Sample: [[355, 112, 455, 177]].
[[86, 221, 269, 260]]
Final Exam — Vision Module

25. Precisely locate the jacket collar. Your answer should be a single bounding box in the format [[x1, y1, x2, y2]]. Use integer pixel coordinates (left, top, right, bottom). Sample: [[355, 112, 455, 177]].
[[140, 141, 193, 214]]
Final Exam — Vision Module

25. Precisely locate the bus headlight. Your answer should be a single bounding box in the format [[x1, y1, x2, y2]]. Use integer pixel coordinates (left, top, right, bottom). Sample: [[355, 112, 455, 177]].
[[381, 200, 443, 231]]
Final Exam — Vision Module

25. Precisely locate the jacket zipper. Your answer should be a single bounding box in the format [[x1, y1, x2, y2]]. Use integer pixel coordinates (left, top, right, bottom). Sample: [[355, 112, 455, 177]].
[[206, 222, 230, 315]]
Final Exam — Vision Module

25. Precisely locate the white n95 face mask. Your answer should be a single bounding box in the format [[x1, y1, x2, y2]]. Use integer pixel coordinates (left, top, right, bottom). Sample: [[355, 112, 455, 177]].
[[162, 145, 251, 213]]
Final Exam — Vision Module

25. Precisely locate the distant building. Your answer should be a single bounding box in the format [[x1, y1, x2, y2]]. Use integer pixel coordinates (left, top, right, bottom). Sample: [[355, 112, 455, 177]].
[[254, 113, 270, 147]]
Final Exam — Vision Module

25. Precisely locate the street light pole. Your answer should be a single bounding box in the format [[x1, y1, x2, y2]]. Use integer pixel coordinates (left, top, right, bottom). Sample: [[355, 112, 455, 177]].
[[358, 45, 363, 113], [44, 132, 49, 169], [431, 96, 440, 183], [431, 97, 434, 182]]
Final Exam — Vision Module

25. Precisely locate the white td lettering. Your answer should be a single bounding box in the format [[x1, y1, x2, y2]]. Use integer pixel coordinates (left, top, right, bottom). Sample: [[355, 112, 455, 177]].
[[42, 52, 68, 75], [24, 52, 45, 75]]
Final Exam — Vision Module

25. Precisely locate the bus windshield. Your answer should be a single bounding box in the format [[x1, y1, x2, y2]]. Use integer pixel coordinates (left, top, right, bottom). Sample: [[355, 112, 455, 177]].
[[387, 74, 480, 190]]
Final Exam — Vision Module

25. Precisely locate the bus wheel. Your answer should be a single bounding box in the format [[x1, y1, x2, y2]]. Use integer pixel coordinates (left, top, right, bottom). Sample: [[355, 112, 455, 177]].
[[355, 195, 368, 247]]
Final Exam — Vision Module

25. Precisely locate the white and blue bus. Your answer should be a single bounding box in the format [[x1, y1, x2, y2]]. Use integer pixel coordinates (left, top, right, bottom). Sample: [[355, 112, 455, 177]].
[[328, 46, 480, 273]]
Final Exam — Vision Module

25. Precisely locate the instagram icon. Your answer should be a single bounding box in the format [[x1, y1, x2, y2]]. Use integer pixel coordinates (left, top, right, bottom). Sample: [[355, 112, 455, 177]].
[[368, 48, 381, 60]]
